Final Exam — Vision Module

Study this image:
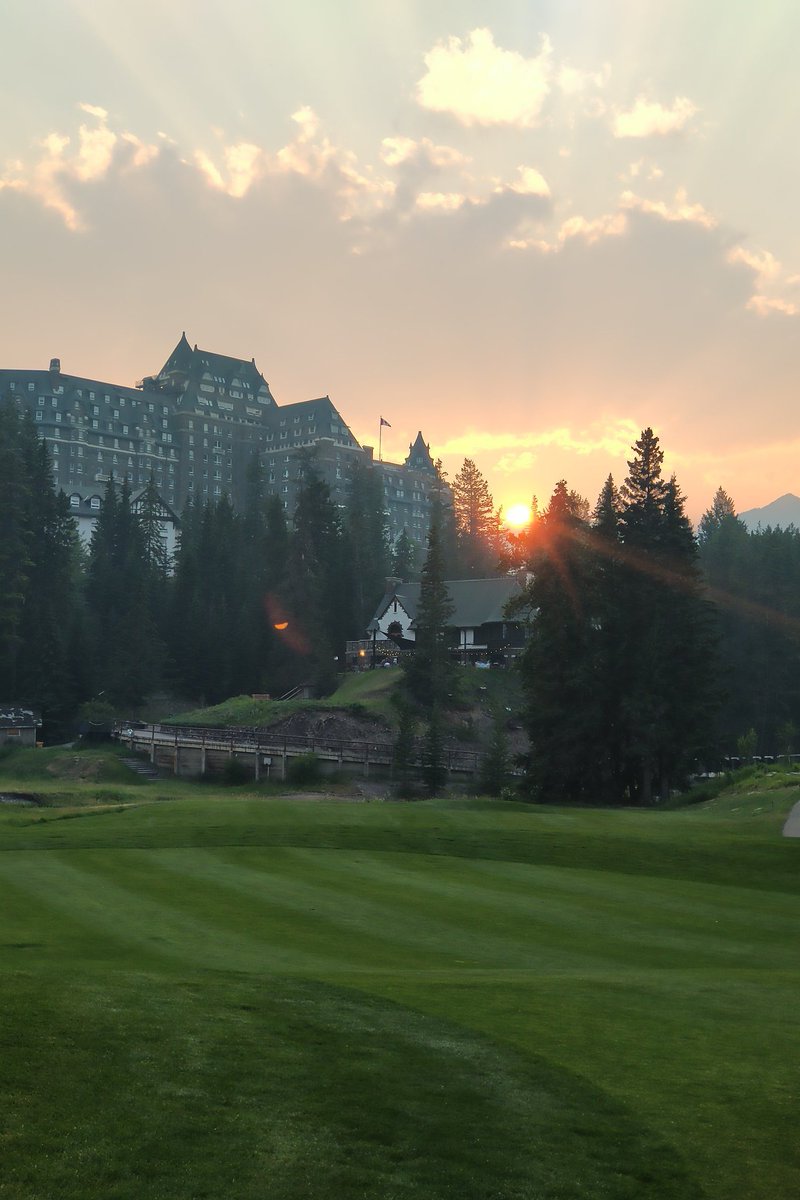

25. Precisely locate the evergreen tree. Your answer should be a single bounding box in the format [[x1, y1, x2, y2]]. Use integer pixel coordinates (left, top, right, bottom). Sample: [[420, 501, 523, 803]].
[[344, 459, 390, 631], [421, 707, 448, 796], [403, 506, 457, 711], [515, 481, 597, 802], [697, 487, 740, 547], [479, 704, 511, 797], [588, 474, 627, 802], [86, 477, 159, 707], [285, 456, 348, 694], [392, 697, 418, 797], [0, 403, 82, 715], [0, 401, 34, 694], [617, 432, 717, 801], [451, 458, 500, 576], [391, 529, 418, 581]]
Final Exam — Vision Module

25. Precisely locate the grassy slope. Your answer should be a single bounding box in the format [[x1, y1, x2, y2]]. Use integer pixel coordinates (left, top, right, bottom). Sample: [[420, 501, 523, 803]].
[[0, 769, 798, 1198], [166, 668, 402, 728], [164, 664, 522, 730]]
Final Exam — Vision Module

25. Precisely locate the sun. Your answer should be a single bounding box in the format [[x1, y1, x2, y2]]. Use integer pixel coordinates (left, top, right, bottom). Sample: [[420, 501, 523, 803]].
[[504, 503, 532, 530]]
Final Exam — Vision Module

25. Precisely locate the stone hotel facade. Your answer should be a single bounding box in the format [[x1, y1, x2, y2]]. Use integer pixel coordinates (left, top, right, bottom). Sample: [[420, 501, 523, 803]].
[[0, 334, 444, 548]]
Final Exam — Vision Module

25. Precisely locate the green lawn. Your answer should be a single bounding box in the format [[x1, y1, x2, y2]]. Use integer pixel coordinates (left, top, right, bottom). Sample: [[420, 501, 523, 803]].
[[1, 772, 798, 1198]]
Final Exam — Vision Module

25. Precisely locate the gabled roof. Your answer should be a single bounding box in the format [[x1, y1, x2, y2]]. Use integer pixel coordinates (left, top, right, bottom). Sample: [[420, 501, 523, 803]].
[[378, 576, 525, 629], [0, 706, 41, 728], [130, 488, 180, 525]]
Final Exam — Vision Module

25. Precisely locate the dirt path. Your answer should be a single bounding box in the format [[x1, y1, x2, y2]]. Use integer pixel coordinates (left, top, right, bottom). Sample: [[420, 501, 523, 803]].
[[781, 800, 800, 836]]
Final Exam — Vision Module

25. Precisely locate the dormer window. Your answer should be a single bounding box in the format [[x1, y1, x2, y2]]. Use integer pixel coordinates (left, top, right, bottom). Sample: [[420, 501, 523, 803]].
[[90, 496, 101, 511]]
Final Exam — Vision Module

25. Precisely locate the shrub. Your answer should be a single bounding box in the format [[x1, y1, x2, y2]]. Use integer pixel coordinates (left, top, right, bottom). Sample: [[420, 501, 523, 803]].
[[222, 758, 251, 785], [287, 753, 322, 786]]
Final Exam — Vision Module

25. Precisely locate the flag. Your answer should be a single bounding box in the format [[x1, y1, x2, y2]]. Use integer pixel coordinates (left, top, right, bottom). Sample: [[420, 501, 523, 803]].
[[380, 417, 391, 427]]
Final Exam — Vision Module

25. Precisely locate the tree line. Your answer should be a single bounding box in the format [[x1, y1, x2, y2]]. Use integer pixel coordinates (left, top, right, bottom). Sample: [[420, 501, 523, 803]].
[[3, 395, 800, 789]]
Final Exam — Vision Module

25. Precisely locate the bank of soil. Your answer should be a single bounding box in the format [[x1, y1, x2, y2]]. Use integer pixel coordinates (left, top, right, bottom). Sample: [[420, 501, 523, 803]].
[[260, 701, 528, 762]]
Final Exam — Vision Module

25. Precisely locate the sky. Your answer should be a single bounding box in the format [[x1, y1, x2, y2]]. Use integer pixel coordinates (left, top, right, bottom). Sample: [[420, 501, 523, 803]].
[[2, 0, 799, 521]]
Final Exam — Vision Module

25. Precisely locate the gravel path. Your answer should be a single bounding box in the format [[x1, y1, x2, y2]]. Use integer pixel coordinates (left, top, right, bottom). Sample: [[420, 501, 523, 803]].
[[781, 800, 800, 836]]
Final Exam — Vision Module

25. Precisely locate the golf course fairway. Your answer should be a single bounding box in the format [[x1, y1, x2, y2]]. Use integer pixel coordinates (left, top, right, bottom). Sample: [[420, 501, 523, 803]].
[[1, 786, 798, 1199]]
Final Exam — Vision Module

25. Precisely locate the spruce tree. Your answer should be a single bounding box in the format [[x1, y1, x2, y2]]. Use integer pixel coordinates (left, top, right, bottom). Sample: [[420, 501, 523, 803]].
[[617, 432, 717, 801], [403, 506, 457, 711], [515, 481, 597, 802], [391, 530, 418, 581], [344, 459, 390, 631], [452, 458, 500, 576]]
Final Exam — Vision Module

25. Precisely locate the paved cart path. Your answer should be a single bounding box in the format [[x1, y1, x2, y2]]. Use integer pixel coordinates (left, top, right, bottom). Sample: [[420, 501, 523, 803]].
[[782, 800, 800, 836]]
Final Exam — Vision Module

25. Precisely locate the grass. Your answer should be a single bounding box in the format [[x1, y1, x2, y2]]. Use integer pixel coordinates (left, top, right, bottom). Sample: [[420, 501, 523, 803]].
[[167, 668, 403, 728], [0, 755, 798, 1198]]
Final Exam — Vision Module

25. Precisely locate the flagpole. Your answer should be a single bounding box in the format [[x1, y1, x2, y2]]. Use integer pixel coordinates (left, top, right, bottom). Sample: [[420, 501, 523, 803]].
[[379, 418, 382, 462]]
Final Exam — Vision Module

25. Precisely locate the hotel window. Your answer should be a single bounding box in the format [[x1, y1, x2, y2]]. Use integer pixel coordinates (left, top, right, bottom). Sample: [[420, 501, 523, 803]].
[[35, 411, 42, 422], [37, 396, 45, 407], [28, 382, 34, 392]]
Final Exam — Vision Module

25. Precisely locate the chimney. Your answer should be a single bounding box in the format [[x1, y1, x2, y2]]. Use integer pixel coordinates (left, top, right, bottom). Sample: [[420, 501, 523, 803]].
[[49, 357, 61, 373]]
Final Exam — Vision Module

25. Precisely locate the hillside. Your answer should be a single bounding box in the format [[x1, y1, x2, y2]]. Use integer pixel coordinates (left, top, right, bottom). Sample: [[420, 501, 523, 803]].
[[165, 667, 526, 755]]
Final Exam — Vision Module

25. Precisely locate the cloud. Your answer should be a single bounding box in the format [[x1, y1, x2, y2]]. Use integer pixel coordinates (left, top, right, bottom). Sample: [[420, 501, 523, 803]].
[[727, 245, 781, 281], [746, 294, 798, 317], [726, 245, 798, 317], [557, 62, 610, 97], [194, 141, 264, 198], [0, 103, 158, 231], [613, 96, 697, 138], [621, 187, 716, 229], [78, 102, 109, 121], [509, 165, 550, 198], [439, 419, 642, 465], [509, 210, 627, 252], [416, 28, 553, 128], [415, 191, 465, 212], [380, 136, 468, 169]]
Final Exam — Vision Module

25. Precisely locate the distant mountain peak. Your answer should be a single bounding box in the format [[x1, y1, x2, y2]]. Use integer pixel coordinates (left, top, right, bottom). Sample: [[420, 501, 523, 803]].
[[739, 493, 800, 531]]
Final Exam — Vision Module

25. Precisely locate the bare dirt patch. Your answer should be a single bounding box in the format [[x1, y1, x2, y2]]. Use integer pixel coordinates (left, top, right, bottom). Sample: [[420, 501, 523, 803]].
[[46, 756, 106, 781], [265, 710, 392, 744]]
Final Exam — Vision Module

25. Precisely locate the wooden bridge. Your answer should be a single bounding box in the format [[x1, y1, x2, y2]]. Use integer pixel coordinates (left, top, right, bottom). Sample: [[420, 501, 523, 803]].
[[114, 723, 485, 782]]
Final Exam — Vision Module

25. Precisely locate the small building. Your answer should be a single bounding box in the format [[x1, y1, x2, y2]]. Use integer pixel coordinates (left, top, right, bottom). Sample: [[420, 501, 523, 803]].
[[352, 576, 529, 667], [0, 706, 42, 747]]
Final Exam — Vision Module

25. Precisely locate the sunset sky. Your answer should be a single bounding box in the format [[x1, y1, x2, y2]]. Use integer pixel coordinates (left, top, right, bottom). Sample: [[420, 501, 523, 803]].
[[2, 0, 798, 521]]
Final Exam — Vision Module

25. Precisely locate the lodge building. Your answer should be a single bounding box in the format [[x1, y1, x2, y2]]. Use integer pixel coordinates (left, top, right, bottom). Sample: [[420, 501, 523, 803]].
[[0, 334, 443, 548]]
